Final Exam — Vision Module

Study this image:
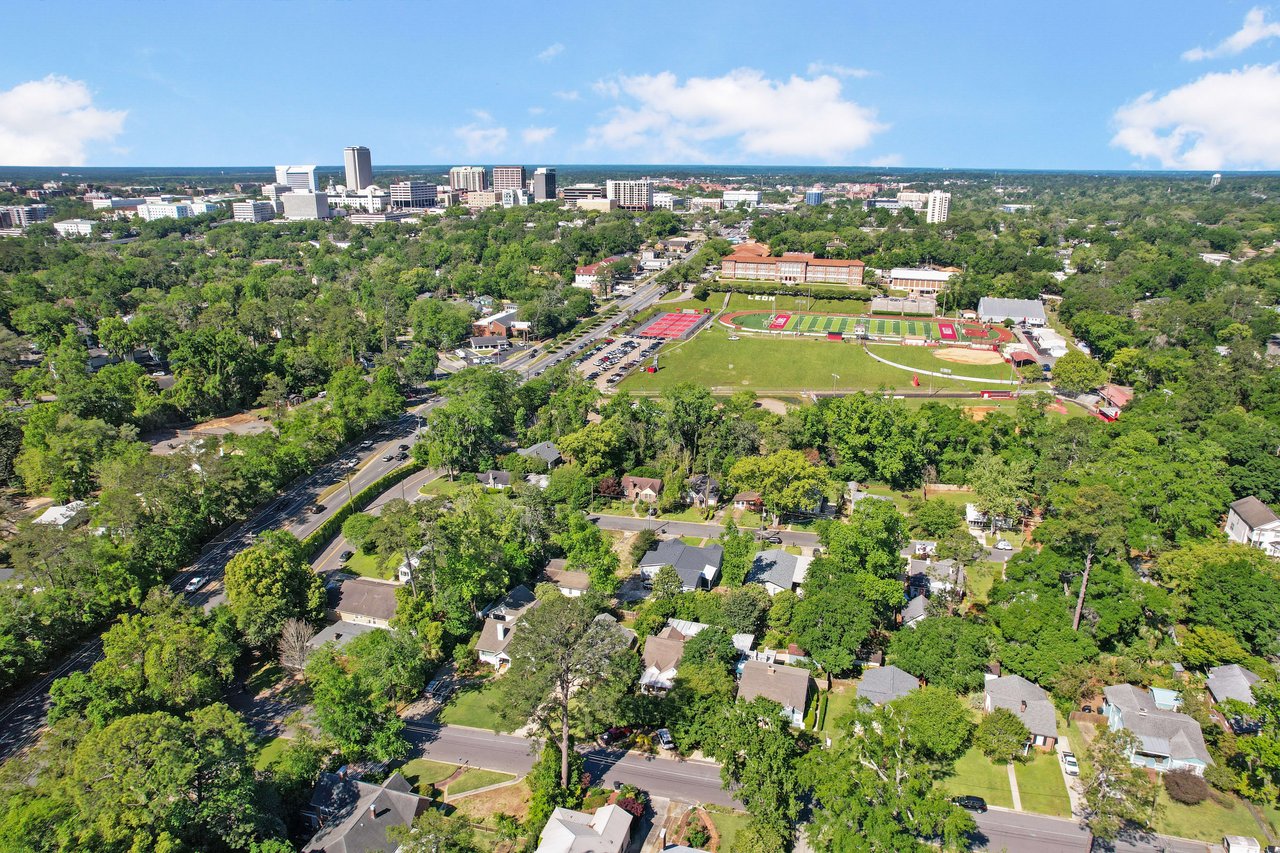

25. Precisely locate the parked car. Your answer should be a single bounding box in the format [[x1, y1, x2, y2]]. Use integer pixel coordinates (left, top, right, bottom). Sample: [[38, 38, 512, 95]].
[[396, 452, 409, 461], [600, 727, 634, 747], [184, 575, 206, 593], [762, 534, 784, 544], [1061, 752, 1079, 776], [952, 796, 987, 813], [656, 728, 676, 750], [398, 444, 409, 451], [339, 550, 354, 563], [994, 539, 1013, 551]]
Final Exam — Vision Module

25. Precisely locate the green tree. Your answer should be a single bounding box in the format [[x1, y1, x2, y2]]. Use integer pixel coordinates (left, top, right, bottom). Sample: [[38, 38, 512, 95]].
[[387, 808, 479, 853], [888, 616, 992, 693], [1051, 350, 1108, 394], [1037, 484, 1130, 631], [973, 708, 1030, 763], [970, 453, 1030, 535], [224, 530, 325, 649], [1081, 727, 1160, 842], [304, 645, 408, 762], [718, 519, 755, 587], [708, 697, 809, 843], [664, 661, 735, 752], [721, 585, 771, 636], [629, 529, 658, 567], [680, 626, 739, 673], [651, 565, 685, 601], [892, 686, 975, 764], [729, 449, 830, 523]]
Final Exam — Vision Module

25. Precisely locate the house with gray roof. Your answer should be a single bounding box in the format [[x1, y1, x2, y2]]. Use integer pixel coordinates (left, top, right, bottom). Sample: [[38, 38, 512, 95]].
[[747, 548, 812, 596], [857, 665, 921, 705], [907, 558, 962, 598], [478, 470, 511, 489], [328, 577, 399, 629], [637, 540, 723, 591], [737, 659, 813, 728], [517, 441, 562, 469], [476, 584, 538, 670], [541, 559, 590, 598], [984, 673, 1059, 749], [666, 618, 754, 654], [1224, 496, 1280, 556], [640, 626, 686, 693], [977, 297, 1047, 326], [303, 771, 431, 853], [1206, 664, 1262, 706], [307, 620, 379, 651], [901, 595, 928, 628], [535, 804, 632, 853], [1103, 684, 1212, 775]]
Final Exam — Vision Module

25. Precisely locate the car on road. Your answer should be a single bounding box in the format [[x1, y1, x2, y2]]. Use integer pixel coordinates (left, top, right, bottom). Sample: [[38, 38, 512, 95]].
[[1061, 752, 1079, 775], [396, 452, 408, 461], [184, 575, 206, 593], [398, 444, 409, 451], [952, 796, 987, 813], [383, 454, 394, 462], [761, 534, 784, 544], [310, 504, 326, 515], [994, 539, 1013, 551], [656, 728, 676, 750], [339, 550, 354, 563], [360, 440, 373, 449]]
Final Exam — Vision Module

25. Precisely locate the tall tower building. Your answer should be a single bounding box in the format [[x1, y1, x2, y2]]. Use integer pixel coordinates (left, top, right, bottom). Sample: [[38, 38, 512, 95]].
[[492, 166, 527, 192], [926, 190, 951, 224], [532, 167, 556, 202], [448, 166, 488, 192], [605, 179, 654, 211], [274, 165, 317, 193], [343, 146, 373, 190]]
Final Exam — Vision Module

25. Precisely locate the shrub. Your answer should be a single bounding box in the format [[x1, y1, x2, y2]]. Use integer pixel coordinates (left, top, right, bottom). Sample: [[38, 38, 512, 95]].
[[686, 823, 710, 848], [974, 708, 1030, 763], [1164, 768, 1209, 804]]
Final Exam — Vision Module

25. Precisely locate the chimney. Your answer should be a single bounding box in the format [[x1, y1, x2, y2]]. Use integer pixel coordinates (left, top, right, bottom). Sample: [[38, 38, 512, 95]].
[[368, 804, 378, 820], [497, 624, 508, 641]]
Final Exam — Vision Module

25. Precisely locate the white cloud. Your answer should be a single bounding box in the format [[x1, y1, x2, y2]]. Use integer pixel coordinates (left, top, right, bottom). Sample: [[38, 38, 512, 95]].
[[0, 75, 125, 166], [454, 123, 508, 156], [586, 68, 886, 163], [807, 61, 874, 79], [868, 153, 903, 167], [1184, 7, 1280, 60], [522, 126, 556, 144], [537, 42, 564, 61], [1112, 63, 1280, 169], [527, 106, 546, 115], [553, 89, 581, 101], [469, 108, 493, 122]]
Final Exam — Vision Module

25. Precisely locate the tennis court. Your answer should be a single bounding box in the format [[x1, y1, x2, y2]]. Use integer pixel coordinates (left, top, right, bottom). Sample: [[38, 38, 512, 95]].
[[635, 312, 708, 339]]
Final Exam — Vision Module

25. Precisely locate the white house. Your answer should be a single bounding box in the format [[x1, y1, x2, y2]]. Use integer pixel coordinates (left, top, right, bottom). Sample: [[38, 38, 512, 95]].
[[536, 805, 632, 853], [1223, 496, 1280, 556], [476, 585, 538, 669], [32, 500, 89, 530]]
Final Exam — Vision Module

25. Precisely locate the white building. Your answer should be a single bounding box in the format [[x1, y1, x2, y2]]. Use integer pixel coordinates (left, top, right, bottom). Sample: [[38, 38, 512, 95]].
[[89, 197, 144, 211], [232, 200, 278, 223], [535, 805, 632, 853], [465, 190, 501, 208], [492, 166, 526, 192], [652, 192, 686, 210], [1224, 496, 1280, 556], [261, 183, 293, 202], [54, 219, 95, 237], [606, 179, 654, 210], [449, 166, 488, 192], [723, 189, 762, 208], [896, 190, 929, 211], [33, 500, 89, 529], [501, 188, 532, 207], [977, 297, 1047, 326], [342, 146, 372, 190], [327, 186, 389, 212], [926, 190, 951, 224], [390, 180, 436, 209], [887, 267, 957, 296], [689, 197, 723, 212], [274, 165, 317, 193], [136, 201, 220, 221], [281, 192, 330, 220]]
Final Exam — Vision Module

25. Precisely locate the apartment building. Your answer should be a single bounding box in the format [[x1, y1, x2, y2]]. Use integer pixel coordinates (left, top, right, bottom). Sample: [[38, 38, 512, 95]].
[[449, 166, 488, 192], [606, 179, 654, 211], [926, 190, 951, 223], [492, 166, 527, 192]]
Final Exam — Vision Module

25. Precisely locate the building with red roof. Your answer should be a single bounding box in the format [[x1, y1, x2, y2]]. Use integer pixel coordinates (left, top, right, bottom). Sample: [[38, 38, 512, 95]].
[[720, 242, 865, 287]]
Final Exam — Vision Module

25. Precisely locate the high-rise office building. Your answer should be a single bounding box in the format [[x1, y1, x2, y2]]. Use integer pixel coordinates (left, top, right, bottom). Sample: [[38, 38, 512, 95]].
[[281, 192, 330, 220], [804, 189, 824, 206], [532, 167, 556, 202], [274, 165, 317, 193], [561, 183, 604, 201], [343, 146, 373, 190], [605, 179, 654, 211], [492, 166, 527, 192], [926, 190, 951, 224], [448, 166, 488, 192], [390, 181, 437, 209]]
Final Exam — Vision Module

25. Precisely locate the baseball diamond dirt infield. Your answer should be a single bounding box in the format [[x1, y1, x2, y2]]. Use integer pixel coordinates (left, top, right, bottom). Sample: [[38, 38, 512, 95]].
[[721, 310, 1015, 343]]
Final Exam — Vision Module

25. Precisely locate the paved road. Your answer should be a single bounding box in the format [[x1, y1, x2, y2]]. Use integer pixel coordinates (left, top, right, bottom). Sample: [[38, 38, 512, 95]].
[[405, 721, 735, 807], [310, 466, 443, 575], [590, 512, 821, 548], [971, 808, 1209, 853]]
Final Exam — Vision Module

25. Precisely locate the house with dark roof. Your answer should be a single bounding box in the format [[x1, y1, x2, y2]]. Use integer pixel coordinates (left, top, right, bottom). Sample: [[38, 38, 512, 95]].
[[901, 595, 928, 628], [303, 771, 431, 853], [622, 475, 663, 503], [906, 558, 963, 598], [478, 470, 512, 489], [517, 441, 562, 469], [747, 548, 812, 596], [857, 665, 920, 706], [637, 540, 723, 591], [328, 577, 399, 629], [685, 474, 720, 508], [476, 585, 538, 670], [1224, 496, 1280, 556], [468, 335, 511, 354], [307, 620, 380, 651], [1206, 664, 1261, 706], [984, 673, 1058, 749], [1103, 684, 1212, 775], [737, 659, 813, 727], [640, 626, 686, 693]]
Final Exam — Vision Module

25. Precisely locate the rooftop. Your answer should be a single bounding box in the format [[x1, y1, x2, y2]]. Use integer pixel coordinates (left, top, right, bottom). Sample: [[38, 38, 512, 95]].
[[738, 659, 811, 711]]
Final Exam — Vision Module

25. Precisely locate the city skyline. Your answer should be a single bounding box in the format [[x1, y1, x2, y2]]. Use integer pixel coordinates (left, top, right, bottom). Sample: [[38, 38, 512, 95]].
[[1, 1, 1280, 170]]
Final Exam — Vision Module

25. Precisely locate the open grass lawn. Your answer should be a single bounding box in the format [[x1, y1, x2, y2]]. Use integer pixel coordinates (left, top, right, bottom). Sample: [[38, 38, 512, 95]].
[[448, 768, 517, 797], [1154, 789, 1265, 842], [942, 747, 1015, 809], [659, 505, 714, 523], [964, 563, 1001, 607], [705, 808, 750, 851], [620, 326, 987, 395], [679, 534, 706, 546], [342, 548, 396, 580], [1014, 751, 1072, 818], [254, 736, 289, 771], [452, 779, 532, 825], [400, 758, 459, 794], [819, 683, 859, 741], [865, 343, 1022, 381], [438, 680, 512, 732], [420, 478, 465, 498], [725, 292, 869, 315]]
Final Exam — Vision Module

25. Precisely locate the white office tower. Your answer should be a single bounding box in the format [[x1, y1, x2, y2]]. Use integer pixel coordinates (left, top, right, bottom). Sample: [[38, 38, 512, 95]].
[[449, 166, 488, 192], [1210, 173, 1222, 189], [275, 165, 318, 193], [723, 189, 762, 208], [492, 166, 527, 192], [262, 183, 292, 202], [232, 200, 278, 222], [343, 146, 373, 190], [605, 179, 654, 210], [926, 190, 951, 224], [281, 192, 330, 220], [390, 181, 437, 209]]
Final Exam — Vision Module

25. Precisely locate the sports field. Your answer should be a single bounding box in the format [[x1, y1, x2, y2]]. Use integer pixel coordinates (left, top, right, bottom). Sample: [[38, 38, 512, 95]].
[[724, 311, 1013, 343]]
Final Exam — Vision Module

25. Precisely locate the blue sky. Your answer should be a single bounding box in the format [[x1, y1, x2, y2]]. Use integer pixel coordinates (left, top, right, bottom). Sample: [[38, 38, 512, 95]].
[[2, 0, 1279, 170]]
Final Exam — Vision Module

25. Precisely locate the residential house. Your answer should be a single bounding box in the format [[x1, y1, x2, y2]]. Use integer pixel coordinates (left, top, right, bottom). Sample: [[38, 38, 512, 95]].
[[685, 474, 720, 508], [622, 475, 663, 503], [901, 540, 937, 558], [984, 673, 1059, 749], [1206, 664, 1261, 706], [966, 503, 1019, 534], [1098, 384, 1134, 410], [637, 540, 724, 591], [901, 595, 928, 628], [1224, 496, 1280, 556], [846, 483, 893, 514], [573, 255, 629, 296], [517, 441, 562, 469], [328, 576, 399, 629], [856, 665, 921, 706], [906, 558, 963, 599], [478, 470, 512, 490], [732, 491, 763, 512], [542, 558, 590, 598], [535, 804, 632, 853], [1102, 684, 1212, 775], [666, 618, 754, 655], [640, 626, 686, 693], [32, 500, 89, 530], [307, 620, 379, 651], [737, 659, 813, 728], [472, 306, 529, 339], [747, 548, 812, 596], [476, 585, 538, 669], [303, 771, 431, 852]]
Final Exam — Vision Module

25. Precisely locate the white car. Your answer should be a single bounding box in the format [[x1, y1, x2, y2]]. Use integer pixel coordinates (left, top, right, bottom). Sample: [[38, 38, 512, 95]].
[[994, 539, 1014, 551], [656, 728, 676, 750], [1061, 752, 1079, 776], [184, 575, 206, 593]]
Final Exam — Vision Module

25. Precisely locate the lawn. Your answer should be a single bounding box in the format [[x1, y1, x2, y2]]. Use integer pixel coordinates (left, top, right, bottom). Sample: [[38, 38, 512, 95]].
[[864, 343, 1023, 382], [254, 736, 289, 771], [342, 548, 396, 580], [420, 478, 465, 497], [245, 661, 288, 696], [942, 747, 1015, 809], [448, 768, 517, 797], [438, 680, 512, 732], [400, 758, 459, 795], [819, 682, 859, 742], [659, 505, 715, 523], [964, 563, 1001, 607], [452, 779, 532, 825], [619, 326, 989, 395], [1014, 751, 1072, 817], [1153, 789, 1265, 842], [680, 534, 706, 546], [706, 808, 750, 851], [725, 292, 869, 315]]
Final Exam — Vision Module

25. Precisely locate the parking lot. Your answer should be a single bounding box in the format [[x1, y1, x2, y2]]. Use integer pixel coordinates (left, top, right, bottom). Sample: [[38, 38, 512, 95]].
[[573, 334, 663, 389]]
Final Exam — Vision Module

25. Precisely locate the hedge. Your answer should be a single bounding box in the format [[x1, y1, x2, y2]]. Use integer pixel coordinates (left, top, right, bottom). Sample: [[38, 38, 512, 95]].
[[300, 461, 425, 559], [709, 280, 875, 300], [817, 692, 829, 732]]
